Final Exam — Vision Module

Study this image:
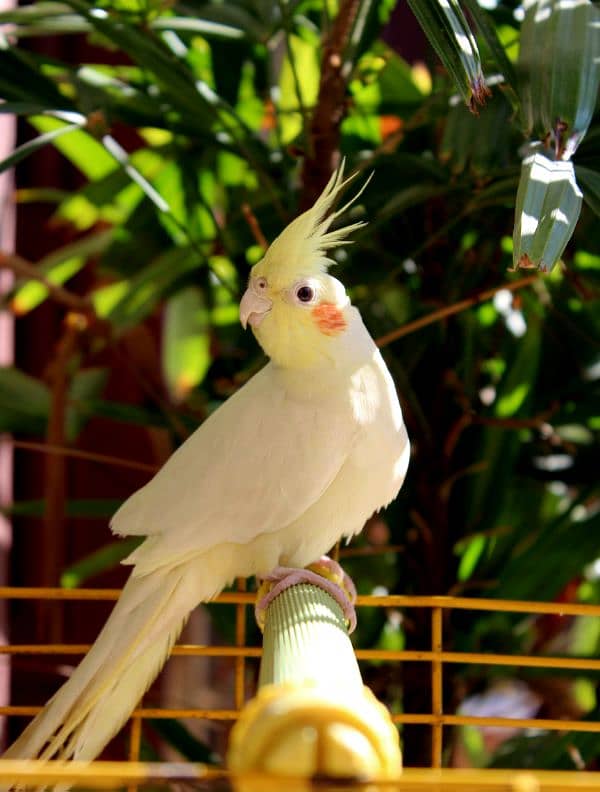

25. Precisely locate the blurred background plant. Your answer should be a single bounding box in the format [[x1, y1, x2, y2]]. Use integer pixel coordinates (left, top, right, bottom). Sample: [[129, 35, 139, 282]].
[[0, 0, 598, 771]]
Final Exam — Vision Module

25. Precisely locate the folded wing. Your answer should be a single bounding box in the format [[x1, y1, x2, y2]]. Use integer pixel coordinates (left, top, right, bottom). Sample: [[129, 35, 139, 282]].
[[111, 363, 358, 576]]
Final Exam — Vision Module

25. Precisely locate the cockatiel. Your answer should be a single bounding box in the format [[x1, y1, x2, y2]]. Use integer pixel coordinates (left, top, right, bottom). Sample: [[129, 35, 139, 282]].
[[4, 166, 410, 763]]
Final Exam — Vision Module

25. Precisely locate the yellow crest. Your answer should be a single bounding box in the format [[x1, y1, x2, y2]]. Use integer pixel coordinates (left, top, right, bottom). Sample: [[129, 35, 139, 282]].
[[253, 163, 369, 288]]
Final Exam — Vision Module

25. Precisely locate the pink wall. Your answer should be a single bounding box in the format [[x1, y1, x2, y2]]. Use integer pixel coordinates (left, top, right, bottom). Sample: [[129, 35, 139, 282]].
[[0, 0, 16, 744]]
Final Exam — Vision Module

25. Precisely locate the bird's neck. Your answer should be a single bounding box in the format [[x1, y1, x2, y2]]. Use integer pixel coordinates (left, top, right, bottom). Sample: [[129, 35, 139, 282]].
[[268, 306, 375, 379]]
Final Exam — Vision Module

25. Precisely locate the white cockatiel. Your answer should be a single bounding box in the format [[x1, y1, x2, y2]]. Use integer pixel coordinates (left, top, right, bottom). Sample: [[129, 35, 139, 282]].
[[4, 166, 410, 763]]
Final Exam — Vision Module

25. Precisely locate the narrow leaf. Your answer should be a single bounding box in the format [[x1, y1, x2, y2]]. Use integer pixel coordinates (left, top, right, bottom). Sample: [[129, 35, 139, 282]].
[[575, 165, 600, 217], [0, 121, 83, 174], [102, 134, 170, 213], [6, 498, 123, 519], [30, 116, 115, 180], [68, 398, 169, 429], [407, 0, 489, 109], [461, 0, 519, 106], [150, 16, 245, 40], [61, 537, 142, 588]]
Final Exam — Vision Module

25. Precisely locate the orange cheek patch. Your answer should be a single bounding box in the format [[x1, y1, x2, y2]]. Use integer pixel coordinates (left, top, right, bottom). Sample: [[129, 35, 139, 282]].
[[311, 303, 347, 336]]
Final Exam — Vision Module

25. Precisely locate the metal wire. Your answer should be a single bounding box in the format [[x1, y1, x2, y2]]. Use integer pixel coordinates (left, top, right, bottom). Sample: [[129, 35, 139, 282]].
[[1, 586, 599, 785]]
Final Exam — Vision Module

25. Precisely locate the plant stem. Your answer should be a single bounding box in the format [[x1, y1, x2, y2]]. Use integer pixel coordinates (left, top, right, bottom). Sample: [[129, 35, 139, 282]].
[[10, 439, 158, 474], [0, 251, 93, 315], [300, 0, 361, 208], [376, 275, 539, 347]]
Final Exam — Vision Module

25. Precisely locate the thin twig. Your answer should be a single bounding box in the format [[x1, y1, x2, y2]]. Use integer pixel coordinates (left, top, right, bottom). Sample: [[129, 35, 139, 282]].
[[241, 203, 269, 251], [439, 461, 488, 502], [471, 408, 558, 430], [376, 274, 539, 347], [0, 251, 94, 315], [10, 439, 159, 474], [444, 402, 558, 460]]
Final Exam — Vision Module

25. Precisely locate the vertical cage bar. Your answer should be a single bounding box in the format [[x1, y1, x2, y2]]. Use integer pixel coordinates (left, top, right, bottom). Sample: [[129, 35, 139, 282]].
[[234, 578, 247, 710], [127, 714, 143, 792], [128, 714, 142, 761], [431, 606, 443, 768]]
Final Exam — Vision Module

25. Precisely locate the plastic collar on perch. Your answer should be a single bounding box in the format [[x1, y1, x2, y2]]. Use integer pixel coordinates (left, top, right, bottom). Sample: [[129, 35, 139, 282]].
[[227, 557, 402, 781]]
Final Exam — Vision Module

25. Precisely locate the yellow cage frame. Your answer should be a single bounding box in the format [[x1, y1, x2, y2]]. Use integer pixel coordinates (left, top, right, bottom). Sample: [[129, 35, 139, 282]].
[[0, 586, 599, 789]]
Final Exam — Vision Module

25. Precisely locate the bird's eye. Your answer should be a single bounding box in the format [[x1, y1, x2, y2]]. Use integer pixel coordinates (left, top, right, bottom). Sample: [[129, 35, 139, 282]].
[[295, 284, 315, 303], [255, 276, 268, 290]]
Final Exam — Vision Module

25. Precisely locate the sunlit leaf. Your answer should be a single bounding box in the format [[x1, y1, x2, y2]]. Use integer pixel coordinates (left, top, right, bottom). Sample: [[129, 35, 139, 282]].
[[377, 45, 430, 106], [30, 115, 116, 179], [10, 230, 113, 314], [279, 33, 319, 144], [457, 534, 486, 582], [162, 287, 211, 402], [92, 246, 200, 330]]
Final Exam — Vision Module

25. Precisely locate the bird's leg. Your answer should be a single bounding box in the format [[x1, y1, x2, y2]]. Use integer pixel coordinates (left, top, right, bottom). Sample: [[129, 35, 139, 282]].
[[255, 556, 357, 632]]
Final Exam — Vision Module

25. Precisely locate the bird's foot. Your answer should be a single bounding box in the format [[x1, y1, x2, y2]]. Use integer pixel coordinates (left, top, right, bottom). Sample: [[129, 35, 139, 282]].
[[255, 556, 357, 633], [307, 555, 357, 603]]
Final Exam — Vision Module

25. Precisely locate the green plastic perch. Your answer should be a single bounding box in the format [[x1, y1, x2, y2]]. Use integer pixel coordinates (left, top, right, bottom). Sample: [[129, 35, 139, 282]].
[[227, 571, 402, 781]]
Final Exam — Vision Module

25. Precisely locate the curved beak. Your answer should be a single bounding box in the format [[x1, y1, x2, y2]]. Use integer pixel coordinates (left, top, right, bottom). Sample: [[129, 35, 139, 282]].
[[239, 288, 273, 329]]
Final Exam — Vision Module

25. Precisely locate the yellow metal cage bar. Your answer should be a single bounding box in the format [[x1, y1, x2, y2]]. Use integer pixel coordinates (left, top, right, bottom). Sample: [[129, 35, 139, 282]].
[[0, 586, 599, 788]]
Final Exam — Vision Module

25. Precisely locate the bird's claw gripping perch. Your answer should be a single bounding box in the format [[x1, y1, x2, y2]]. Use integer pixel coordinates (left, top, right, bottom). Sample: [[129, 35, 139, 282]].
[[255, 556, 357, 633]]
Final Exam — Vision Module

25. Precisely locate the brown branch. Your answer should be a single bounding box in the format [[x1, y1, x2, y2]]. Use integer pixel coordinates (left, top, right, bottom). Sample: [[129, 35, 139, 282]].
[[444, 412, 475, 459], [39, 315, 87, 641], [0, 251, 94, 316], [444, 402, 558, 460], [471, 404, 558, 430], [241, 202, 268, 251], [376, 274, 539, 348], [10, 439, 158, 474], [300, 0, 361, 209], [439, 461, 488, 502]]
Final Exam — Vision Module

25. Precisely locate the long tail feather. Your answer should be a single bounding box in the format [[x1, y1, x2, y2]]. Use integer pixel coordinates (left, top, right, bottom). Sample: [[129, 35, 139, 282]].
[[4, 565, 202, 762]]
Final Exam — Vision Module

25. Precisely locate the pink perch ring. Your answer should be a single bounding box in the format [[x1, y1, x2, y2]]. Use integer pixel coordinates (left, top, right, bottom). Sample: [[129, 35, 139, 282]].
[[255, 556, 357, 633]]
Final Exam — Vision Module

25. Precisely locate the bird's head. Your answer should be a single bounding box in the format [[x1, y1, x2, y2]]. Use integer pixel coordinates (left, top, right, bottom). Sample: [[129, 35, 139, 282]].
[[239, 166, 367, 369]]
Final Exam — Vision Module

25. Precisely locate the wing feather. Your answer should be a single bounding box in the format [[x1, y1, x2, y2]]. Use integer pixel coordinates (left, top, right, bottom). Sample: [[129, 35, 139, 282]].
[[111, 363, 358, 575]]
